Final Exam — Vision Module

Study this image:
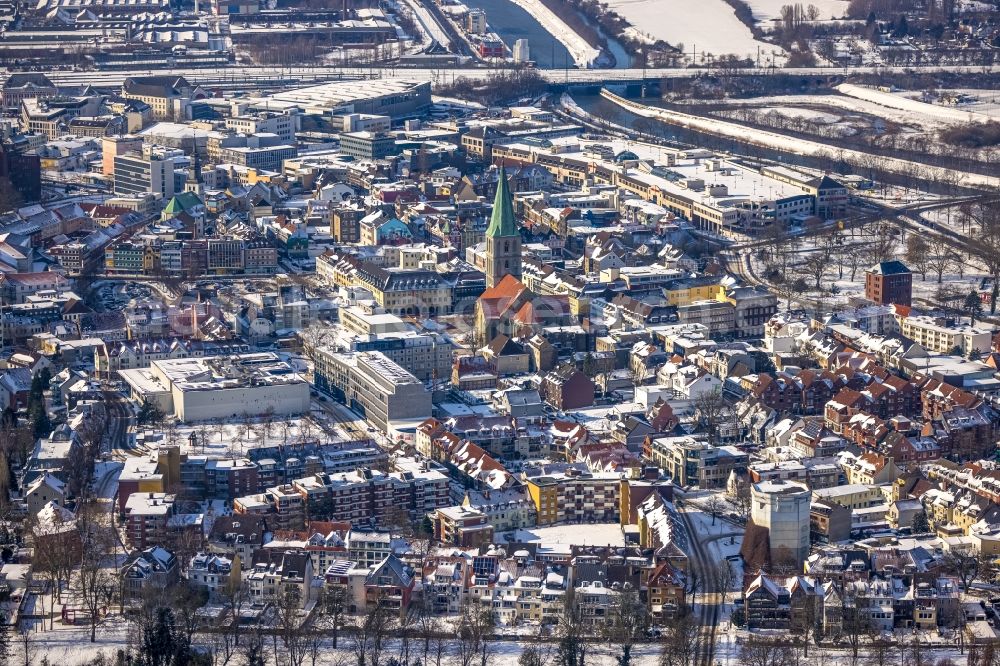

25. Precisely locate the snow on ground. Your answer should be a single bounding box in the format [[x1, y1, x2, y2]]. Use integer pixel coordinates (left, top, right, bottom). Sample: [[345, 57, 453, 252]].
[[136, 415, 347, 459], [499, 523, 625, 547], [432, 95, 487, 111], [93, 461, 123, 499], [683, 92, 960, 131], [604, 0, 785, 62], [758, 106, 841, 124], [601, 90, 1000, 188], [400, 0, 450, 48], [18, 621, 978, 666], [838, 83, 994, 125], [896, 87, 1000, 122], [506, 0, 600, 67], [744, 0, 848, 23]]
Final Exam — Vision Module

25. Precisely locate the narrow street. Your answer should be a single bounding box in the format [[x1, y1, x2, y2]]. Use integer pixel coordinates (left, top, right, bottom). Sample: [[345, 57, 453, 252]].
[[678, 503, 722, 666]]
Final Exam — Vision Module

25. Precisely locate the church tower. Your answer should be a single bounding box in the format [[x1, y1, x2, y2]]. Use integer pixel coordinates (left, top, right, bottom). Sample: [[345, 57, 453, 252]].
[[184, 148, 204, 199], [485, 166, 520, 289]]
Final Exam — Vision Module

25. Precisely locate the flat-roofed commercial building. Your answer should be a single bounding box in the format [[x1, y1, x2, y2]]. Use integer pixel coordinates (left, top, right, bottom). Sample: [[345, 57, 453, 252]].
[[120, 352, 309, 422], [114, 154, 176, 198], [312, 350, 431, 431]]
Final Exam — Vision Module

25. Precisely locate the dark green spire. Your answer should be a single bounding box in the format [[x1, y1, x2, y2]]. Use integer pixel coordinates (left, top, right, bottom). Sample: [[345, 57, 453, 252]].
[[485, 166, 518, 238]]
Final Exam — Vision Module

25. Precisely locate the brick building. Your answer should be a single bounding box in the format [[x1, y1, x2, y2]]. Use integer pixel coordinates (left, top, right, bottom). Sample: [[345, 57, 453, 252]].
[[865, 261, 912, 307]]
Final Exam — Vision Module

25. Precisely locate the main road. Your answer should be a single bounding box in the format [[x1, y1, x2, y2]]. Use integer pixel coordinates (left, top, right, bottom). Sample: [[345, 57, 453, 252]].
[[32, 63, 1000, 88]]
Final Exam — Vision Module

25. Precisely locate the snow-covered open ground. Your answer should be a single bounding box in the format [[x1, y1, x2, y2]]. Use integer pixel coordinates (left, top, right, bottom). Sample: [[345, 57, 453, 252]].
[[499, 523, 625, 546], [601, 90, 1000, 188], [745, 0, 849, 23], [134, 413, 363, 459], [838, 83, 993, 125], [399, 0, 450, 49], [893, 87, 1000, 122], [604, 0, 785, 62], [758, 106, 841, 124], [506, 0, 600, 67], [681, 91, 978, 132], [17, 620, 978, 666]]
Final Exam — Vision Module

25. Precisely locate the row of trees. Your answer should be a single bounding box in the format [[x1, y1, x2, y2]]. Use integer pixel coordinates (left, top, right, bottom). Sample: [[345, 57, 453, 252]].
[[755, 212, 995, 324]]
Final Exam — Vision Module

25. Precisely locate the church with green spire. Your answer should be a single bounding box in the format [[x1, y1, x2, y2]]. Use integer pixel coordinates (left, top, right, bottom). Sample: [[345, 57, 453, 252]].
[[485, 166, 521, 289]]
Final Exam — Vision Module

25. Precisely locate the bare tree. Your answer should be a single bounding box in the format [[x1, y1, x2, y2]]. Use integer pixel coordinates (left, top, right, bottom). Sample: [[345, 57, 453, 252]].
[[239, 412, 256, 455], [657, 606, 699, 666], [866, 634, 898, 666], [789, 592, 819, 660], [864, 220, 898, 266], [927, 236, 956, 284], [605, 584, 649, 666], [273, 587, 308, 666], [519, 646, 546, 666], [703, 496, 726, 526], [195, 423, 214, 454], [840, 586, 873, 666], [844, 245, 866, 281], [16, 620, 33, 666], [320, 585, 350, 649], [901, 634, 928, 666], [171, 581, 207, 652], [739, 635, 793, 666], [958, 198, 1000, 312], [213, 572, 249, 665], [941, 548, 980, 592], [78, 548, 116, 642], [709, 559, 738, 606], [693, 388, 733, 447], [349, 600, 393, 666], [800, 251, 828, 290], [456, 598, 494, 666], [388, 603, 416, 665], [239, 620, 269, 666], [905, 234, 931, 281]]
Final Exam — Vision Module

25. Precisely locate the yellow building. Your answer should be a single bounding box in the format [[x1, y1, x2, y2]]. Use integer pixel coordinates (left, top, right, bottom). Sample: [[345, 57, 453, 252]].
[[524, 469, 621, 525]]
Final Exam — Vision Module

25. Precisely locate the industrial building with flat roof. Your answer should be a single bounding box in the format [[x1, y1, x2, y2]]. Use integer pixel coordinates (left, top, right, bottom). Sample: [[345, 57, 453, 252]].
[[247, 79, 431, 119], [119, 352, 310, 422]]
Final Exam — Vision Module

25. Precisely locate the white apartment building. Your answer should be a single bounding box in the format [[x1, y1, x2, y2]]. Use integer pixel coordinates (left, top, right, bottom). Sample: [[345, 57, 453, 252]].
[[898, 314, 993, 355], [225, 112, 296, 143]]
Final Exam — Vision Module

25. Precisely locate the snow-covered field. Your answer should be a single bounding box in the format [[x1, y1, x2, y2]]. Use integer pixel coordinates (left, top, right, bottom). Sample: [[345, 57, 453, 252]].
[[499, 523, 626, 546], [600, 90, 1000, 188], [686, 91, 975, 132], [838, 83, 994, 125], [604, 0, 785, 62], [893, 87, 1000, 122], [758, 106, 841, 124], [745, 0, 849, 22], [506, 0, 600, 67]]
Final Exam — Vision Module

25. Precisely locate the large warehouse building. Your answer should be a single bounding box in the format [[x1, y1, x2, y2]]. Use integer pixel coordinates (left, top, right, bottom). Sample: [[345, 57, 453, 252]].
[[246, 79, 431, 120], [120, 352, 310, 422]]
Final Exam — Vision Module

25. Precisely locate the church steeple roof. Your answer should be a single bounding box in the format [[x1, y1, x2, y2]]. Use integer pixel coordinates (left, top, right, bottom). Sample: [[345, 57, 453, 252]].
[[485, 166, 518, 238]]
